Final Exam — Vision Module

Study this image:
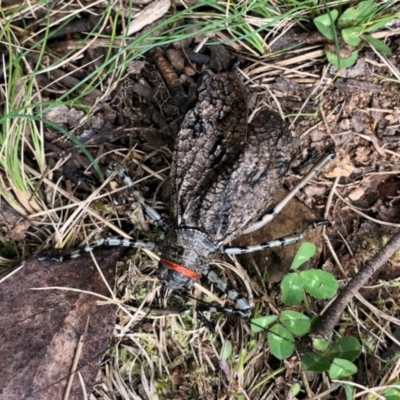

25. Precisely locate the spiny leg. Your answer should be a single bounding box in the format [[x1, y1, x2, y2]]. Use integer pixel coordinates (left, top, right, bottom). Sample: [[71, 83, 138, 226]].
[[36, 237, 158, 262], [224, 221, 329, 255], [202, 270, 251, 318], [243, 150, 335, 235], [199, 220, 330, 325], [106, 162, 170, 230], [180, 290, 250, 332]]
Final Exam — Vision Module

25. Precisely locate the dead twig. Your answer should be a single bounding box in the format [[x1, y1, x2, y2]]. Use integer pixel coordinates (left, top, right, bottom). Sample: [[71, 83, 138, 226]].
[[313, 229, 400, 339]]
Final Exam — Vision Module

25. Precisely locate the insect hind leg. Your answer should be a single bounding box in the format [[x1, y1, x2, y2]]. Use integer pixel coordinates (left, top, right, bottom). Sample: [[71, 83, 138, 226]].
[[243, 150, 335, 234], [224, 221, 329, 255], [203, 270, 251, 318], [106, 162, 169, 230], [195, 300, 249, 332]]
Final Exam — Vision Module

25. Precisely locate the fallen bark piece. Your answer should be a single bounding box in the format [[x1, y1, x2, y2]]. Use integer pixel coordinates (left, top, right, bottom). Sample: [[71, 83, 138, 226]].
[[126, 0, 171, 36], [0, 248, 123, 400]]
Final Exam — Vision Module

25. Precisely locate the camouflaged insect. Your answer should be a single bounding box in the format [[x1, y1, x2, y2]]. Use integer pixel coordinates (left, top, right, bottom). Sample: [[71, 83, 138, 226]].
[[38, 71, 334, 320]]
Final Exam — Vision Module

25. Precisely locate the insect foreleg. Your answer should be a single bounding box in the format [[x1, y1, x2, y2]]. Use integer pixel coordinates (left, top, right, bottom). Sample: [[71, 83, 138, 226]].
[[224, 221, 329, 255], [203, 270, 251, 318], [36, 237, 158, 262], [196, 305, 249, 332], [243, 150, 335, 234], [106, 162, 169, 230]]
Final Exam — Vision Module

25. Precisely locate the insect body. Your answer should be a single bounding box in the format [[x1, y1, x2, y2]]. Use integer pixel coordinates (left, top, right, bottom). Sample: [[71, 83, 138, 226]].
[[38, 71, 334, 319]]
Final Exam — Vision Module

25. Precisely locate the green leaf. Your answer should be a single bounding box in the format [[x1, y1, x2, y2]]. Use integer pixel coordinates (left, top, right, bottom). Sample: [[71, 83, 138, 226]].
[[288, 382, 301, 397], [337, 1, 377, 28], [328, 336, 362, 361], [363, 34, 392, 55], [329, 358, 358, 379], [384, 381, 400, 400], [301, 352, 331, 373], [281, 273, 304, 306], [314, 10, 338, 40], [313, 337, 331, 352], [342, 27, 362, 46], [267, 324, 295, 360], [365, 16, 396, 33], [251, 315, 278, 333], [290, 242, 316, 270], [300, 269, 339, 299], [220, 340, 232, 360], [325, 49, 359, 69], [280, 310, 310, 336], [344, 383, 355, 400]]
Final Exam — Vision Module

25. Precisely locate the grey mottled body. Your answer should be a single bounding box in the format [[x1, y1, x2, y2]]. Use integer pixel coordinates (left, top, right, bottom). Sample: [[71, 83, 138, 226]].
[[157, 71, 295, 302], [38, 71, 334, 320]]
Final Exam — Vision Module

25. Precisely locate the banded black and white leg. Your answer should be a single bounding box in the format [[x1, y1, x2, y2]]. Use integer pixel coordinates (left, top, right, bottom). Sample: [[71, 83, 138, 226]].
[[223, 221, 329, 255], [35, 237, 160, 262], [196, 221, 329, 324], [36, 162, 167, 262], [203, 270, 251, 317], [193, 223, 329, 327], [193, 270, 252, 332], [242, 150, 335, 234], [106, 161, 170, 230]]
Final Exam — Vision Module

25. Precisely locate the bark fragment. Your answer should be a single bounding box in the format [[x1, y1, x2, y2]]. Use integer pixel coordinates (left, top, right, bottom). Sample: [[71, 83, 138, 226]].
[[0, 248, 122, 400]]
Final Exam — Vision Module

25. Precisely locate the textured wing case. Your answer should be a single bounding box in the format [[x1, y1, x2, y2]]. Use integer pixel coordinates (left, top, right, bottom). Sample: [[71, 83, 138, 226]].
[[200, 110, 295, 243], [170, 72, 248, 224], [171, 72, 295, 244]]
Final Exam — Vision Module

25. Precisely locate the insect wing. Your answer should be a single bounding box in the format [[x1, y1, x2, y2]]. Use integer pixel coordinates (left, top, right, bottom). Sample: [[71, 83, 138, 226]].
[[200, 110, 295, 243], [170, 72, 248, 229]]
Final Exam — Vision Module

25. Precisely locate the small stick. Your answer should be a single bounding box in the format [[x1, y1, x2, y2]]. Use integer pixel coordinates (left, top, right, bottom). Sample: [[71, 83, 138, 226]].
[[63, 317, 90, 400], [313, 229, 400, 339]]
